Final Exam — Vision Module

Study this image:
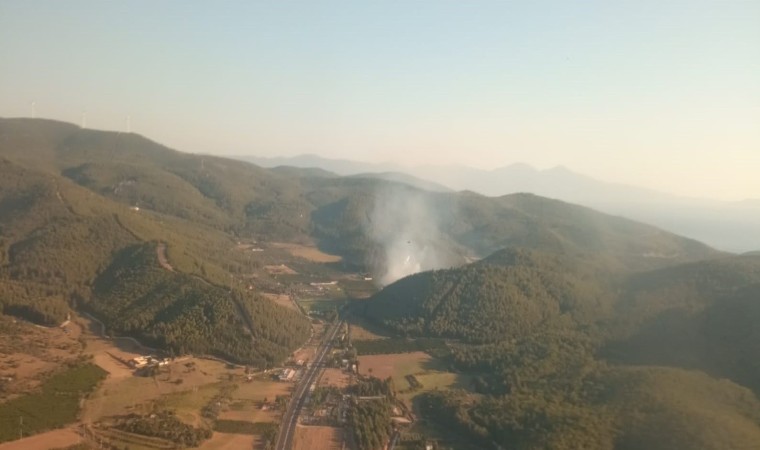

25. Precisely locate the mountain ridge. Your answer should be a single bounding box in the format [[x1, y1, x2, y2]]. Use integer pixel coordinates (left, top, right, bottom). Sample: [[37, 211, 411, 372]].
[[237, 153, 760, 252]]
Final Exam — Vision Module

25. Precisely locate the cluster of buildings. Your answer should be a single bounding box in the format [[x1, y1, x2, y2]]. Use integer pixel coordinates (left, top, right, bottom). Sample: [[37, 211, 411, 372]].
[[128, 355, 171, 369], [278, 368, 297, 381]]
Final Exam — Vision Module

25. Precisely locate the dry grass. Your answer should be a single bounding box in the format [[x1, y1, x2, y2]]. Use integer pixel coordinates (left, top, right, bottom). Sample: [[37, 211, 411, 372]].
[[77, 312, 242, 423], [0, 427, 81, 450], [292, 425, 344, 450], [0, 316, 82, 402], [235, 378, 292, 403], [358, 352, 473, 405], [270, 243, 342, 263], [347, 317, 388, 341], [260, 292, 298, 311], [199, 432, 257, 450], [318, 368, 351, 389], [358, 352, 434, 384]]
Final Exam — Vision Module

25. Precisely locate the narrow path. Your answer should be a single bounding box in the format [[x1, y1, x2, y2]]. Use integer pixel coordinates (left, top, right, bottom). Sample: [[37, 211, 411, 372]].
[[156, 242, 174, 272]]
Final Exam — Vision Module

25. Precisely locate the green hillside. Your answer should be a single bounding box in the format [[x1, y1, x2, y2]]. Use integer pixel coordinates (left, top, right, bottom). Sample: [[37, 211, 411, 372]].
[[361, 249, 760, 448], [89, 243, 309, 364], [0, 118, 722, 271], [2, 118, 757, 447], [0, 144, 311, 365]]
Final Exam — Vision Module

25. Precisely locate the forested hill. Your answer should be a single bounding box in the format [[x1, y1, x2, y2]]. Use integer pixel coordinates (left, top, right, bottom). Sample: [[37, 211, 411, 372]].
[[361, 249, 760, 449], [0, 147, 309, 365], [0, 117, 728, 369], [0, 118, 722, 273]]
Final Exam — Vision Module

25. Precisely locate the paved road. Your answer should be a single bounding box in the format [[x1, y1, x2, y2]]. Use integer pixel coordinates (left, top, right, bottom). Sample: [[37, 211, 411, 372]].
[[274, 319, 343, 450]]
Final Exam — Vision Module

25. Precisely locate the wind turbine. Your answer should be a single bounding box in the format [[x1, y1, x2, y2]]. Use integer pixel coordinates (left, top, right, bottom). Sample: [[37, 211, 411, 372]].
[[30, 101, 36, 118], [81, 110, 87, 128], [125, 115, 131, 133]]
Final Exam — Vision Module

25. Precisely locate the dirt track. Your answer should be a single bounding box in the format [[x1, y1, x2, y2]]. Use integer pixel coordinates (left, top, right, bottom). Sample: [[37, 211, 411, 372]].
[[157, 242, 174, 271]]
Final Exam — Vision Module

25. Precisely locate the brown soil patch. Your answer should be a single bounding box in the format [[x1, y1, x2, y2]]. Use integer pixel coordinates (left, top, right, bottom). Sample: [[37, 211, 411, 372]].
[[292, 425, 344, 450], [261, 293, 298, 311], [0, 427, 81, 450], [270, 243, 342, 263], [264, 264, 297, 275], [318, 368, 351, 389]]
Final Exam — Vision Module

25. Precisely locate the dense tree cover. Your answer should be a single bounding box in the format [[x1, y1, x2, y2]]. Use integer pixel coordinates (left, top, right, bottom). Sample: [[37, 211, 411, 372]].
[[364, 248, 612, 344], [2, 118, 758, 448], [113, 411, 212, 447], [361, 249, 760, 449], [0, 363, 107, 442], [0, 118, 722, 271], [89, 243, 310, 365], [352, 376, 395, 398], [0, 145, 311, 363], [347, 376, 396, 450], [420, 366, 760, 450], [349, 400, 392, 450]]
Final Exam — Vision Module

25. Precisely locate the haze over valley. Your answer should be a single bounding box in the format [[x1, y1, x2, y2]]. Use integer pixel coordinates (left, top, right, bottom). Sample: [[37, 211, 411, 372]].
[[1, 2, 759, 450], [241, 153, 760, 254], [0, 118, 759, 450]]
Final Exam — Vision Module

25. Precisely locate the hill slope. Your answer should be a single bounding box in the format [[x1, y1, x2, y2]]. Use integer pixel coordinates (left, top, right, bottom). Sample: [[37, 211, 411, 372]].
[[0, 152, 310, 365], [361, 249, 760, 449], [2, 118, 722, 279]]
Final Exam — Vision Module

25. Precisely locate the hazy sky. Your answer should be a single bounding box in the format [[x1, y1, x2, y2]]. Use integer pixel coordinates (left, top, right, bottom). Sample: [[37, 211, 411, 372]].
[[1, 1, 758, 200]]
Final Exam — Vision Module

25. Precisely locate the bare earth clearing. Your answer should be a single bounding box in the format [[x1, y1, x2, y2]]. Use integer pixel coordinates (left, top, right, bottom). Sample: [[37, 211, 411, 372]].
[[292, 425, 344, 450], [265, 264, 298, 275], [270, 243, 342, 263]]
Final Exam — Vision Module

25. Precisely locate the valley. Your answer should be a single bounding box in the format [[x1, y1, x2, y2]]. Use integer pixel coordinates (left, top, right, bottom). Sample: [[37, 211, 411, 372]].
[[1, 118, 759, 450]]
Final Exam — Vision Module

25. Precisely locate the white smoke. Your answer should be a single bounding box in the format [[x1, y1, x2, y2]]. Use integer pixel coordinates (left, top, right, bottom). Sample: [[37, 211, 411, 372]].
[[367, 187, 456, 286]]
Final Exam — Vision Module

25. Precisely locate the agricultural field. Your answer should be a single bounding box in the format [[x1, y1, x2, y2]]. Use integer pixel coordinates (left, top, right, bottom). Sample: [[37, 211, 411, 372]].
[[81, 356, 232, 423], [0, 316, 82, 403], [199, 431, 257, 450], [0, 363, 106, 443], [347, 317, 388, 341], [318, 368, 351, 389], [357, 352, 471, 404], [196, 380, 289, 450], [295, 298, 347, 315], [292, 425, 344, 450], [0, 427, 82, 450]]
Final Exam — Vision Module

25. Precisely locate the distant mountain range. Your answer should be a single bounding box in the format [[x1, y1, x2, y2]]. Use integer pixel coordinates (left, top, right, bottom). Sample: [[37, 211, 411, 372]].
[[236, 154, 760, 253]]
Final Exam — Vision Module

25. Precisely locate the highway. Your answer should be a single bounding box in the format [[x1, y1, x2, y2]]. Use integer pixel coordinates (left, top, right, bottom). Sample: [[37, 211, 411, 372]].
[[274, 319, 343, 450]]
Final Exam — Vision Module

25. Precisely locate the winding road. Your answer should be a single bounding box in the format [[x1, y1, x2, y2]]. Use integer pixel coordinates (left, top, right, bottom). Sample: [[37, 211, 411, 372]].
[[274, 319, 343, 450]]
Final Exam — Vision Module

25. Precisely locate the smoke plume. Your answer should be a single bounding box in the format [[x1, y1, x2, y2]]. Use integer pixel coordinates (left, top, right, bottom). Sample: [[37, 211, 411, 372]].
[[367, 187, 457, 286]]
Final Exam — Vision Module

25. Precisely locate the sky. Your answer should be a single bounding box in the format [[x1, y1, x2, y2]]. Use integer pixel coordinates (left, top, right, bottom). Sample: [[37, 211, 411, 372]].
[[1, 1, 758, 200]]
